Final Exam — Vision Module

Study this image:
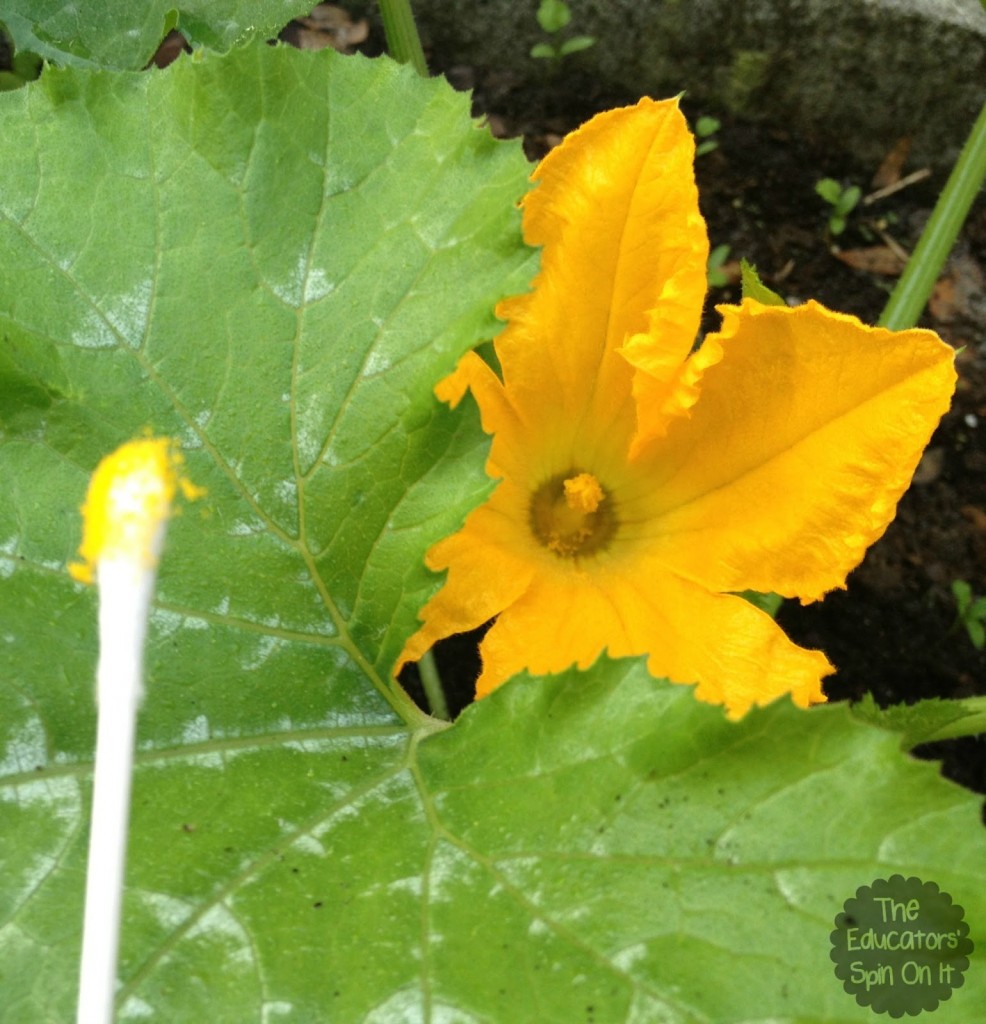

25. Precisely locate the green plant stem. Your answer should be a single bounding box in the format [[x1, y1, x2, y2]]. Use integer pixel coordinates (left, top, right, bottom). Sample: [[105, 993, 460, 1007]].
[[378, 0, 428, 77], [418, 649, 450, 720], [880, 99, 986, 330]]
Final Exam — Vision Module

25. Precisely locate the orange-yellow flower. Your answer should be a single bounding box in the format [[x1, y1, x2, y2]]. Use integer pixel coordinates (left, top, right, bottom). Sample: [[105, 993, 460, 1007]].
[[397, 98, 956, 718]]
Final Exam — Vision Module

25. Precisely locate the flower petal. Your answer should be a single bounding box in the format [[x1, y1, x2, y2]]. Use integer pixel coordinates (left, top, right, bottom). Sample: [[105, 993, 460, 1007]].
[[492, 97, 708, 445], [435, 351, 524, 480], [477, 558, 831, 718], [625, 326, 723, 459], [394, 480, 537, 675], [632, 299, 957, 601]]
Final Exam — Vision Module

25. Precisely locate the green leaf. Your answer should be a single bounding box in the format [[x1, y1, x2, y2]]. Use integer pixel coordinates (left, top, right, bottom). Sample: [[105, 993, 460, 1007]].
[[695, 115, 721, 138], [0, 42, 528, 1015], [740, 258, 786, 306], [737, 588, 784, 618], [558, 35, 595, 56], [0, 43, 536, 709], [530, 42, 558, 60], [7, 641, 986, 1020], [968, 618, 986, 650], [0, 46, 534, 699], [706, 243, 731, 288], [836, 184, 862, 217], [851, 694, 986, 747], [952, 578, 973, 612], [952, 579, 986, 649], [413, 664, 986, 1022], [0, 0, 314, 70], [814, 177, 842, 205], [536, 0, 572, 34]]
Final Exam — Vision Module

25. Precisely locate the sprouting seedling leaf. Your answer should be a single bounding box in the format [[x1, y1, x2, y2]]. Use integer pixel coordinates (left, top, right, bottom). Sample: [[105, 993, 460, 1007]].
[[695, 114, 721, 156], [559, 34, 595, 56], [707, 242, 732, 288], [696, 115, 720, 135], [530, 41, 558, 59], [536, 0, 573, 34], [952, 579, 986, 650], [815, 177, 862, 235], [531, 0, 594, 61], [815, 177, 843, 205]]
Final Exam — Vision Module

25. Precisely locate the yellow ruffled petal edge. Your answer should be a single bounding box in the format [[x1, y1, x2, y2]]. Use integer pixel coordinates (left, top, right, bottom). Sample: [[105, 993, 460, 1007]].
[[475, 555, 830, 719], [488, 97, 710, 449], [393, 480, 537, 677], [626, 324, 723, 460], [630, 299, 957, 602]]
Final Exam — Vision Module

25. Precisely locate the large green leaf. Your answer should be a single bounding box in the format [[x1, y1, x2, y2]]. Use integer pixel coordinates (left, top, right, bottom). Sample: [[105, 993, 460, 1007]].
[[0, 0, 313, 70], [0, 44, 532, 724], [0, 42, 526, 1018], [2, 41, 985, 1024], [5, 645, 986, 1022]]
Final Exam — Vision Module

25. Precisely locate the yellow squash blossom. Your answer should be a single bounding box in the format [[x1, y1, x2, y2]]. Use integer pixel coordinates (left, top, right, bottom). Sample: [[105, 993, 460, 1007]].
[[397, 98, 956, 718]]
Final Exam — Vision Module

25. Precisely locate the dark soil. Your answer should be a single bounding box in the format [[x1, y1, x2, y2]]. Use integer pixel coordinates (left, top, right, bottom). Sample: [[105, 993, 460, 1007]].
[[398, 54, 986, 801]]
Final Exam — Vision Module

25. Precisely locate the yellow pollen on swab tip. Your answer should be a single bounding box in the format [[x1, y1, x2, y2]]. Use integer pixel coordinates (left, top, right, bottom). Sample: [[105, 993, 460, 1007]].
[[69, 438, 204, 585]]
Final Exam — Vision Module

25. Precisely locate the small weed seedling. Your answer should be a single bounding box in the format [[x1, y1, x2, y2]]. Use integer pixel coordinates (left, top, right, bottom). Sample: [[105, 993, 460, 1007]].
[[952, 579, 986, 650], [815, 177, 862, 236], [531, 0, 595, 63], [695, 115, 721, 156], [707, 243, 733, 288]]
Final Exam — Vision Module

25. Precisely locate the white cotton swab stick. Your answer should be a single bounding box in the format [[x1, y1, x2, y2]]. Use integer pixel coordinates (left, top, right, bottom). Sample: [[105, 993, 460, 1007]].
[[70, 439, 202, 1024], [76, 554, 153, 1023]]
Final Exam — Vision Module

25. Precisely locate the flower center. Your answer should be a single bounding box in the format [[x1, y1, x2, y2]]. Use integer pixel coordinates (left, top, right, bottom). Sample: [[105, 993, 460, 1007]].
[[529, 470, 617, 558]]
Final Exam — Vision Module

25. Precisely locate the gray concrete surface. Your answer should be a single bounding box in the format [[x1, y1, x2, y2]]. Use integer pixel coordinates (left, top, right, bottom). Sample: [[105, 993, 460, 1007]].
[[361, 0, 986, 171]]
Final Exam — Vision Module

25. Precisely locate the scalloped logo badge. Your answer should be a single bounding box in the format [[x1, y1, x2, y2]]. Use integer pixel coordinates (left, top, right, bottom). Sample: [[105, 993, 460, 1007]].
[[830, 875, 974, 1017]]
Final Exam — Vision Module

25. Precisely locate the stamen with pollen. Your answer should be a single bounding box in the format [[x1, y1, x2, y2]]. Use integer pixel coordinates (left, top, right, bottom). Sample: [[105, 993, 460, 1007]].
[[530, 469, 617, 558]]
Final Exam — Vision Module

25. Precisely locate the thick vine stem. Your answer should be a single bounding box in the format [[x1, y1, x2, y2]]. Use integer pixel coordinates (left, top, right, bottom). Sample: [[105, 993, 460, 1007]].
[[880, 100, 986, 331], [378, 0, 428, 77]]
